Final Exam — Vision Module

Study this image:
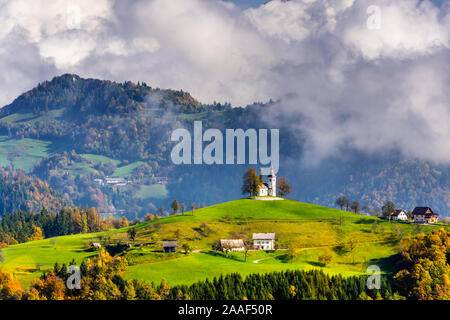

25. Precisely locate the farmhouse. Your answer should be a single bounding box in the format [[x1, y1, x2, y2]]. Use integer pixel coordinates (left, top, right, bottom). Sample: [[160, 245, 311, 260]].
[[91, 242, 102, 249], [412, 207, 439, 224], [220, 239, 245, 252], [391, 210, 409, 221], [257, 167, 277, 197], [162, 241, 178, 253], [253, 233, 275, 250]]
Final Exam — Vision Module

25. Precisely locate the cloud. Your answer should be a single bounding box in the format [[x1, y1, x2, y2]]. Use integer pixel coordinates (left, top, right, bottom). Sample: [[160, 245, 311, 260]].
[[0, 0, 449, 165]]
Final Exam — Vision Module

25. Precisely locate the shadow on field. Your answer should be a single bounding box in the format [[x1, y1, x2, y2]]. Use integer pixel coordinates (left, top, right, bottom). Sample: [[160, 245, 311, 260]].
[[354, 218, 376, 224]]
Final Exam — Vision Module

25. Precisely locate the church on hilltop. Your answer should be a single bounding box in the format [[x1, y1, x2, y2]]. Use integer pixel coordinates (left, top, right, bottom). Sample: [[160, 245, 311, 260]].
[[257, 167, 277, 197]]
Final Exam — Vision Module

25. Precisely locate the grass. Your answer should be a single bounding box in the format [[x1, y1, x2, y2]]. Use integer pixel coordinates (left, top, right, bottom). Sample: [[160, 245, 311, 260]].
[[125, 241, 399, 286], [113, 161, 144, 178], [1, 199, 447, 288], [136, 184, 169, 200], [0, 136, 52, 172], [1, 234, 100, 287]]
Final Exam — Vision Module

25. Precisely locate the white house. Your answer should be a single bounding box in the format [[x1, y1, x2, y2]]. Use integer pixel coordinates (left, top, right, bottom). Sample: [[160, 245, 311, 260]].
[[253, 233, 276, 250], [220, 239, 245, 252], [257, 167, 276, 197], [391, 210, 409, 221]]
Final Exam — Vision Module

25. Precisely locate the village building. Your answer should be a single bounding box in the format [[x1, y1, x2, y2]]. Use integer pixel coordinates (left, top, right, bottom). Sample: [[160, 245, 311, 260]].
[[391, 210, 409, 221], [220, 239, 245, 252], [412, 207, 439, 224], [91, 242, 102, 249], [162, 241, 178, 253], [253, 233, 276, 250], [257, 167, 277, 197], [105, 177, 128, 186]]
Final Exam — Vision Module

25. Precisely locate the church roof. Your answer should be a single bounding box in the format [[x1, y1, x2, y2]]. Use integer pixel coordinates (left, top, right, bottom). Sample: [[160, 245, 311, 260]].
[[259, 183, 268, 189], [268, 166, 275, 177]]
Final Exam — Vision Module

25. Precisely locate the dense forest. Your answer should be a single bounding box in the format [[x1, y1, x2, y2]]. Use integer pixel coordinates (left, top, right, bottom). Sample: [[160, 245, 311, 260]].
[[0, 166, 70, 215], [0, 74, 447, 218]]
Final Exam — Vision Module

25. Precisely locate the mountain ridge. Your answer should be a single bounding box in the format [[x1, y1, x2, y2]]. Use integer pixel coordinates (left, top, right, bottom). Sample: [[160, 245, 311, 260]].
[[0, 74, 447, 217]]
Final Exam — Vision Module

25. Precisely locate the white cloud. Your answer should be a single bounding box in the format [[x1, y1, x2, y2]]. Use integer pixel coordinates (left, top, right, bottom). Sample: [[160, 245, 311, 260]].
[[0, 0, 449, 165]]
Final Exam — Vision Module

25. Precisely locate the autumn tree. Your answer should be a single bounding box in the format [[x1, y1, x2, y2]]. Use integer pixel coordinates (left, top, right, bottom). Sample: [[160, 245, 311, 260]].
[[277, 177, 292, 198], [318, 249, 333, 267], [190, 203, 196, 216], [27, 225, 44, 242], [171, 200, 180, 214], [181, 203, 186, 215], [0, 267, 22, 299], [241, 167, 261, 197]]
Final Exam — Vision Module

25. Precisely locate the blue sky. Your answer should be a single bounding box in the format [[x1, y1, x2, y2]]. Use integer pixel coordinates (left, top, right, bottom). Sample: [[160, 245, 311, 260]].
[[225, 0, 268, 9]]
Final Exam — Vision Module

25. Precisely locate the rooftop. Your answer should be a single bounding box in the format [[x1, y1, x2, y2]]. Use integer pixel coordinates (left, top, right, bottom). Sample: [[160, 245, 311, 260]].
[[253, 233, 275, 240]]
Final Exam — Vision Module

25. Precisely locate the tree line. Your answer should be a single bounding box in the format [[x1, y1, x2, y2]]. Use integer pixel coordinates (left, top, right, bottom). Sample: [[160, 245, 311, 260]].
[[0, 208, 130, 246]]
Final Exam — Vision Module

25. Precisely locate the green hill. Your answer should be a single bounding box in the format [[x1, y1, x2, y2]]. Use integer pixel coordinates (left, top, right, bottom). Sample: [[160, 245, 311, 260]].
[[1, 198, 446, 288]]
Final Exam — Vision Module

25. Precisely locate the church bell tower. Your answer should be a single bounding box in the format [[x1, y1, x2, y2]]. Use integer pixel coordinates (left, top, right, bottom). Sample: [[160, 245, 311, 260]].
[[268, 166, 276, 196]]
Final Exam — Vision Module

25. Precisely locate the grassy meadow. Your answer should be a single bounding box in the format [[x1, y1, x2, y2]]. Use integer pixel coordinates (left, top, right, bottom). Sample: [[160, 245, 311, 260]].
[[2, 199, 446, 288]]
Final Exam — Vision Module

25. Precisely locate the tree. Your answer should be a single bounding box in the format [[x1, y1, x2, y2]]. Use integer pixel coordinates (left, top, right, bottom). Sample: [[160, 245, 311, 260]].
[[382, 201, 396, 220], [286, 244, 297, 263], [171, 200, 180, 214], [347, 235, 360, 264], [277, 177, 292, 198], [222, 242, 232, 258], [212, 240, 221, 254], [181, 204, 186, 215], [243, 239, 252, 262], [335, 196, 349, 211], [174, 229, 182, 240], [318, 249, 333, 266], [157, 206, 166, 217], [27, 225, 44, 242], [181, 243, 192, 255], [0, 267, 22, 299], [190, 203, 196, 216], [350, 201, 360, 214], [241, 167, 261, 197], [127, 227, 137, 242]]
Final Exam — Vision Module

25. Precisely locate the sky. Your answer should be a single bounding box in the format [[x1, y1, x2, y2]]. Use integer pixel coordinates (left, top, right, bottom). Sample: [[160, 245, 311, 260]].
[[0, 0, 449, 164]]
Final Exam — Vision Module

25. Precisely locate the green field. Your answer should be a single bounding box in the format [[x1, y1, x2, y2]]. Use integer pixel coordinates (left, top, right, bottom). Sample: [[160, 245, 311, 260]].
[[1, 199, 446, 288], [136, 184, 169, 200], [0, 136, 52, 172]]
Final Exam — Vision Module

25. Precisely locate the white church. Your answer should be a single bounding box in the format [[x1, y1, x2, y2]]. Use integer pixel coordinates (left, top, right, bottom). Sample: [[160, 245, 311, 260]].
[[257, 167, 277, 197]]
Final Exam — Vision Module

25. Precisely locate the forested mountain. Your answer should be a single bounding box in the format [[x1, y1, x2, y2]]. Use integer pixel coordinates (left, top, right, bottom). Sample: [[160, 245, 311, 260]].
[[0, 74, 447, 218], [0, 166, 71, 215]]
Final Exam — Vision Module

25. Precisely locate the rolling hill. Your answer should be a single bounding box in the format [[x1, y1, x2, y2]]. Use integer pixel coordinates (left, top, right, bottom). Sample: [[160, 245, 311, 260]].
[[1, 198, 447, 288]]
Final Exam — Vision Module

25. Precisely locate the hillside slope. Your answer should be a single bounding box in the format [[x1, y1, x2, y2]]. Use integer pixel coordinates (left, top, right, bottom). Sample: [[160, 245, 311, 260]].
[[2, 199, 447, 288], [0, 166, 71, 215]]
